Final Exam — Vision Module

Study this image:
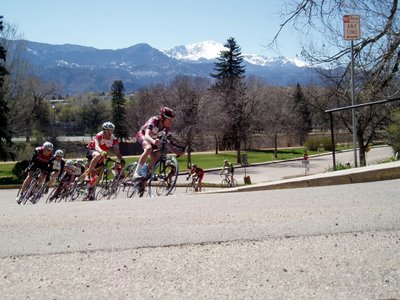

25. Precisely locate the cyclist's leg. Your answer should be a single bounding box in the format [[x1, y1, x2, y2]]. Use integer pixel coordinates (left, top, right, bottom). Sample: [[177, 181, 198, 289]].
[[86, 150, 102, 177], [133, 139, 152, 178]]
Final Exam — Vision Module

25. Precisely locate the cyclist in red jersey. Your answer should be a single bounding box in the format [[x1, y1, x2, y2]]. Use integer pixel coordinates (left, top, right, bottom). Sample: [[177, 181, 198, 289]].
[[85, 121, 125, 180], [16, 141, 54, 204], [133, 107, 183, 179], [188, 164, 204, 192]]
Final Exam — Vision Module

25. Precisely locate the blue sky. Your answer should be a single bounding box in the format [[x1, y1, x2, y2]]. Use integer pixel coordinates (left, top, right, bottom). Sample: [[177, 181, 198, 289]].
[[2, 0, 303, 58]]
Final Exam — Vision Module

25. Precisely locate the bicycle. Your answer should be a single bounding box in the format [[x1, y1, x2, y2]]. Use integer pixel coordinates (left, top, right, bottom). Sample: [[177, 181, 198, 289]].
[[46, 174, 74, 203], [17, 168, 47, 205], [186, 174, 204, 193], [220, 173, 238, 188], [127, 132, 182, 198], [96, 160, 125, 200], [83, 156, 122, 201]]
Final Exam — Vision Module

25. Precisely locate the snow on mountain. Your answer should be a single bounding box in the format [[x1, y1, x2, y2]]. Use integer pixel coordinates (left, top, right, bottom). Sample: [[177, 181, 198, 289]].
[[164, 41, 307, 67], [163, 41, 227, 61]]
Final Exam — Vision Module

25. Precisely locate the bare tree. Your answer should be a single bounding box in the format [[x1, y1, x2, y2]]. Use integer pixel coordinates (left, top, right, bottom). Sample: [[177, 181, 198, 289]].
[[274, 0, 400, 166]]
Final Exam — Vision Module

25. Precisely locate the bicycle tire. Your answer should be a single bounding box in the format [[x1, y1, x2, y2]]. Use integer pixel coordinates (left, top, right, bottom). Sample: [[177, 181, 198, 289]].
[[221, 179, 229, 188], [96, 180, 112, 200], [21, 179, 38, 205], [46, 186, 59, 203], [121, 162, 137, 193], [232, 178, 238, 187], [107, 173, 123, 199], [148, 156, 179, 197]]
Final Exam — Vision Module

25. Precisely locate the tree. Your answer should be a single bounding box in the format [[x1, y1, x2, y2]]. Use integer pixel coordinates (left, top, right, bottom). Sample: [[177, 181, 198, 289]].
[[0, 15, 14, 160], [168, 76, 209, 168], [289, 83, 312, 145], [211, 37, 248, 163], [274, 0, 400, 166], [79, 98, 108, 137], [110, 80, 129, 142], [386, 108, 400, 156]]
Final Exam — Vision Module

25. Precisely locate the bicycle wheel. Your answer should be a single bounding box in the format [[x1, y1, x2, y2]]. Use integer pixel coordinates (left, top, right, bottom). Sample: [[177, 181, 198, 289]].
[[232, 179, 238, 187], [149, 156, 179, 197], [221, 179, 229, 188], [46, 186, 59, 203], [121, 163, 137, 193], [33, 184, 47, 204], [96, 180, 112, 200], [107, 173, 123, 199], [21, 179, 38, 205]]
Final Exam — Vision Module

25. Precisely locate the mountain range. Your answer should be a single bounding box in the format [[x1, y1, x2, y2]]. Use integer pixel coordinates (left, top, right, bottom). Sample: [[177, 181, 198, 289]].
[[14, 40, 323, 95]]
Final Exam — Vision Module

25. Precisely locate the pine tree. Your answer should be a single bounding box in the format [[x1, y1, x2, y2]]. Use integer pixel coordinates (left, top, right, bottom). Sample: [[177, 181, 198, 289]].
[[211, 37, 247, 163], [0, 16, 14, 161], [291, 83, 312, 145], [110, 80, 129, 142]]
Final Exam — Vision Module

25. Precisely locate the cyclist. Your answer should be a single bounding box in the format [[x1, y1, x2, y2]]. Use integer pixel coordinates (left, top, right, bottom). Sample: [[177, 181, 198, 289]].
[[85, 121, 125, 180], [220, 159, 235, 185], [74, 159, 86, 178], [47, 149, 65, 188], [16, 141, 54, 204], [188, 164, 204, 192], [133, 106, 184, 179], [49, 160, 76, 201]]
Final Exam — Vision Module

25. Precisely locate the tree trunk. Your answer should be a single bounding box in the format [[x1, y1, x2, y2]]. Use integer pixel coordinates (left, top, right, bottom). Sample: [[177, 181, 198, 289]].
[[274, 133, 278, 158]]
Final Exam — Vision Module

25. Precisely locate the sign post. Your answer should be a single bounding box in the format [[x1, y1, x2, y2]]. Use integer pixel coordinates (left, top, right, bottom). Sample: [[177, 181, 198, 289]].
[[343, 15, 361, 167]]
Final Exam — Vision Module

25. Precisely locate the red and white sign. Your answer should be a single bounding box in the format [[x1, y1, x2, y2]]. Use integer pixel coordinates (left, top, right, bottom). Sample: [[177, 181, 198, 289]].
[[343, 15, 361, 40]]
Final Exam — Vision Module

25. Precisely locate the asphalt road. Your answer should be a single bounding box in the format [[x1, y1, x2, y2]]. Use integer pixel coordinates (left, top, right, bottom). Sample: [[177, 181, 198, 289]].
[[1, 176, 399, 299]]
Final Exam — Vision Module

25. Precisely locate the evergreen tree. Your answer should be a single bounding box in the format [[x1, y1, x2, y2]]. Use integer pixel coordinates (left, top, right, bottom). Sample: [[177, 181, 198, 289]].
[[290, 83, 312, 145], [211, 37, 248, 163], [0, 16, 14, 161], [110, 80, 129, 142]]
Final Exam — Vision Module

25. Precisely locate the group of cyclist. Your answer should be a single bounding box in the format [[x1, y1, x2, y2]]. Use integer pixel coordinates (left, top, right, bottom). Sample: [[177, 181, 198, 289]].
[[16, 106, 236, 203]]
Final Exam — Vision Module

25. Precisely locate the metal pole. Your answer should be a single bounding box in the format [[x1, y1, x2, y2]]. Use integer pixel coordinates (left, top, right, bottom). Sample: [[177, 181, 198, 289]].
[[329, 112, 336, 171], [351, 40, 357, 167]]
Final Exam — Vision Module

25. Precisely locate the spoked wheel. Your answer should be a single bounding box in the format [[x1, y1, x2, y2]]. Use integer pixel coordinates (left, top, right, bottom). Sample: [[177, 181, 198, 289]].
[[221, 179, 230, 188], [21, 180, 38, 205], [70, 176, 89, 201], [148, 156, 179, 197], [120, 163, 137, 194], [107, 175, 122, 200], [231, 179, 238, 187], [96, 180, 112, 200], [46, 186, 60, 203]]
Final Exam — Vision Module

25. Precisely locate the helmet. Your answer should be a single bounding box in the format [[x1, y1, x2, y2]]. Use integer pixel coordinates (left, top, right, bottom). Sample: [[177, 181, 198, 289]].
[[192, 164, 197, 168], [224, 159, 228, 164], [76, 159, 83, 164], [55, 149, 64, 157], [43, 141, 54, 151], [66, 160, 74, 166], [102, 121, 115, 131], [159, 107, 175, 119]]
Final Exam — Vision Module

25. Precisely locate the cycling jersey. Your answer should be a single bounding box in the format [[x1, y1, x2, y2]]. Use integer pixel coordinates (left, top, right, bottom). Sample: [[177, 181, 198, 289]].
[[190, 166, 204, 180], [87, 131, 119, 151], [137, 116, 170, 143], [49, 156, 65, 172], [32, 146, 53, 164]]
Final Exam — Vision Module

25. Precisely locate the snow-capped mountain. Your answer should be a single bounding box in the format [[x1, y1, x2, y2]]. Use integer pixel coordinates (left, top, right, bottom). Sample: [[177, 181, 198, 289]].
[[163, 41, 307, 67], [12, 39, 320, 94]]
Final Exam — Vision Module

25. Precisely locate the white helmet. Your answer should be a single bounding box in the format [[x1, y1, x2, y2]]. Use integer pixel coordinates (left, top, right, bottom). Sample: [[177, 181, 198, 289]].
[[43, 141, 54, 151], [55, 149, 64, 157], [66, 160, 74, 166], [76, 159, 84, 164], [102, 122, 115, 131]]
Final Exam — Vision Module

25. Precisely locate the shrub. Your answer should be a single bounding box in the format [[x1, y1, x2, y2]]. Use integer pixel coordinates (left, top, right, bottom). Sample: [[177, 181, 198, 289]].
[[12, 160, 30, 180], [304, 136, 320, 151]]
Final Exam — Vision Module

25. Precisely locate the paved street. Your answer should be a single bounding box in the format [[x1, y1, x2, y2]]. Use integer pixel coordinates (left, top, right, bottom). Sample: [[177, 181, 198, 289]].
[[0, 146, 399, 299]]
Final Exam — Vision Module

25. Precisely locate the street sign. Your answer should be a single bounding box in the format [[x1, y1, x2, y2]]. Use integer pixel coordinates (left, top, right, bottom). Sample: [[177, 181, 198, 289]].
[[343, 15, 361, 40]]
